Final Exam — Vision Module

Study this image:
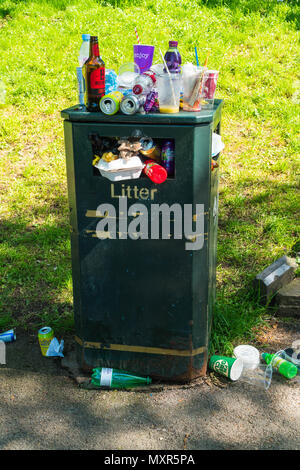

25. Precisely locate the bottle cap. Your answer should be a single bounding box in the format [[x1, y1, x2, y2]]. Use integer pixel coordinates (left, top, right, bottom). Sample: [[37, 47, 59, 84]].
[[82, 34, 90, 41], [133, 84, 143, 95], [169, 41, 178, 48]]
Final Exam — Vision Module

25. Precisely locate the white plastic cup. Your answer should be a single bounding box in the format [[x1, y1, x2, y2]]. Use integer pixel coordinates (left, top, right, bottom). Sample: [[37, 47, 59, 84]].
[[233, 345, 260, 370]]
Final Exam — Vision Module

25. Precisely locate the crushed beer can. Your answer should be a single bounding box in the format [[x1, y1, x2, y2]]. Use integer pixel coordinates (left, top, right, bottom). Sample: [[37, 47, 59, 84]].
[[0, 329, 16, 343], [144, 90, 158, 113]]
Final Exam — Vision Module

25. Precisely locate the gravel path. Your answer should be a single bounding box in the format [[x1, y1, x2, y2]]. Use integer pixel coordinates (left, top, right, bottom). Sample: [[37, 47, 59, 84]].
[[0, 332, 299, 450]]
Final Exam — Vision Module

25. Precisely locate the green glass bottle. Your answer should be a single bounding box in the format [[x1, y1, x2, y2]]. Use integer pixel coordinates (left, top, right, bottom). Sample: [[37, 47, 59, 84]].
[[262, 353, 298, 379], [91, 367, 152, 389]]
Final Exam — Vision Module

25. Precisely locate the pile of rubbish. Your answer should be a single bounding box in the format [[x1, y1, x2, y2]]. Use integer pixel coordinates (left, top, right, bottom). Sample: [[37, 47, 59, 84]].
[[1, 327, 299, 391], [74, 34, 222, 184], [209, 344, 300, 390]]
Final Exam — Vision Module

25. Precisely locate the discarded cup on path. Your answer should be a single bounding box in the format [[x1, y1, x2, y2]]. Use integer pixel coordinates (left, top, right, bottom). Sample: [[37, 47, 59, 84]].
[[233, 345, 260, 371], [0, 329, 16, 343], [239, 363, 273, 390], [209, 355, 244, 381], [133, 44, 155, 74]]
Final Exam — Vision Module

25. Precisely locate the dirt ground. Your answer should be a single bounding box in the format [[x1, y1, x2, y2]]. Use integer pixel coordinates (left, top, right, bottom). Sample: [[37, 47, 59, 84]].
[[0, 319, 299, 451]]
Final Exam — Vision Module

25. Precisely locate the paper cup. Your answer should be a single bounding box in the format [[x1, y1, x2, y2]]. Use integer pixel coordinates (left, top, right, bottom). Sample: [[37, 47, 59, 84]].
[[134, 45, 155, 74], [209, 355, 244, 381]]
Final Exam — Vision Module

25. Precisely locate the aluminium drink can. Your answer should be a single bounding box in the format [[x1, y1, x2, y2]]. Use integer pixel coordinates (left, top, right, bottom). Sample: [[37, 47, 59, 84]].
[[99, 91, 124, 115], [38, 326, 54, 356], [161, 140, 175, 177], [0, 329, 16, 343], [144, 90, 158, 113], [120, 94, 146, 115]]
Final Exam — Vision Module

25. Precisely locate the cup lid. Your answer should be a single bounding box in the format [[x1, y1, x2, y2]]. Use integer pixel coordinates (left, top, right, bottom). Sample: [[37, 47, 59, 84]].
[[234, 345, 260, 361]]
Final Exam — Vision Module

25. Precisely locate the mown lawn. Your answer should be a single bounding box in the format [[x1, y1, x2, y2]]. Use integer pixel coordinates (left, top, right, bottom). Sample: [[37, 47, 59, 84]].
[[0, 0, 299, 354]]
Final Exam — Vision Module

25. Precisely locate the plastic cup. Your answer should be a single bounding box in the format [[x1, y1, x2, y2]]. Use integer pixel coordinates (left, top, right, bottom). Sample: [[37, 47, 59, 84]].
[[209, 355, 244, 381], [201, 70, 219, 109], [156, 72, 182, 114], [150, 63, 164, 75], [133, 45, 155, 74], [118, 62, 140, 88], [239, 363, 273, 390], [182, 64, 205, 112]]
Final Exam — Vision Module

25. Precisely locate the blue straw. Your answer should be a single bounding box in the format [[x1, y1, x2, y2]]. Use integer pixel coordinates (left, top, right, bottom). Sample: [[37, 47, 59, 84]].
[[194, 46, 199, 66]]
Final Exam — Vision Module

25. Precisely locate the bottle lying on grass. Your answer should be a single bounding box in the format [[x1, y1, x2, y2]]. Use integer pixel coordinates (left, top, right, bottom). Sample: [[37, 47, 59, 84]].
[[91, 367, 152, 389]]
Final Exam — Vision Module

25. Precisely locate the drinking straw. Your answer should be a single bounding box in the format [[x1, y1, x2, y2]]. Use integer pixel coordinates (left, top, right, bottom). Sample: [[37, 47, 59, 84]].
[[194, 46, 199, 67], [134, 27, 140, 45], [159, 48, 177, 107], [203, 52, 210, 68]]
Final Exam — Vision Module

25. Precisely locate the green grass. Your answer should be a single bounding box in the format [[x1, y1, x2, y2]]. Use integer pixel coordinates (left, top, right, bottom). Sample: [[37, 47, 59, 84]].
[[0, 0, 299, 354]]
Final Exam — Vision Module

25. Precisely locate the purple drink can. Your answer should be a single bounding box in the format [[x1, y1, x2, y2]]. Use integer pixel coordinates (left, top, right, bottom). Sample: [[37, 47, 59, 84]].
[[144, 90, 158, 113], [161, 140, 175, 177]]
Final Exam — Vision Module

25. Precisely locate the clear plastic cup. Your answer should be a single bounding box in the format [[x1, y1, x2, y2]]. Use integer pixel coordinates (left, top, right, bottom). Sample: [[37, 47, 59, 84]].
[[156, 72, 182, 114], [182, 64, 204, 112], [239, 363, 273, 390], [201, 70, 219, 110], [118, 62, 140, 88]]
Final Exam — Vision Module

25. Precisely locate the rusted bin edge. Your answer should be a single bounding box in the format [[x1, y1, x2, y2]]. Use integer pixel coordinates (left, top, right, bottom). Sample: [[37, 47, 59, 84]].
[[75, 337, 208, 382]]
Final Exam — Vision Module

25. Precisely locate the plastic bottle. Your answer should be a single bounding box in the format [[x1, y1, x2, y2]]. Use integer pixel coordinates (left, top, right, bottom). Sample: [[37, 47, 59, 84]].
[[262, 353, 298, 379], [133, 71, 156, 96], [143, 160, 167, 184], [91, 367, 152, 389], [164, 40, 181, 73], [78, 34, 90, 67]]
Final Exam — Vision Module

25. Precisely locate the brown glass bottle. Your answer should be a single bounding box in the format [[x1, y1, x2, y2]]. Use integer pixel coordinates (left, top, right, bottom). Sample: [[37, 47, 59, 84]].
[[84, 36, 105, 112]]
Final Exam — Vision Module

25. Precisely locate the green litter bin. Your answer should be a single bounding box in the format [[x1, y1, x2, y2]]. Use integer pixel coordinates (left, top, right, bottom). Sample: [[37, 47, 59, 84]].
[[61, 100, 223, 382]]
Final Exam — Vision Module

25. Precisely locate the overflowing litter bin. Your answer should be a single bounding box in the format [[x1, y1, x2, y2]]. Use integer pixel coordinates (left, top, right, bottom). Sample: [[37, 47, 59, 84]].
[[61, 99, 223, 382]]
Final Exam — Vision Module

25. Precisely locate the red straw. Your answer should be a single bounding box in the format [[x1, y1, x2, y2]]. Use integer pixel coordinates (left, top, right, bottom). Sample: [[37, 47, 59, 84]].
[[135, 27, 140, 45]]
